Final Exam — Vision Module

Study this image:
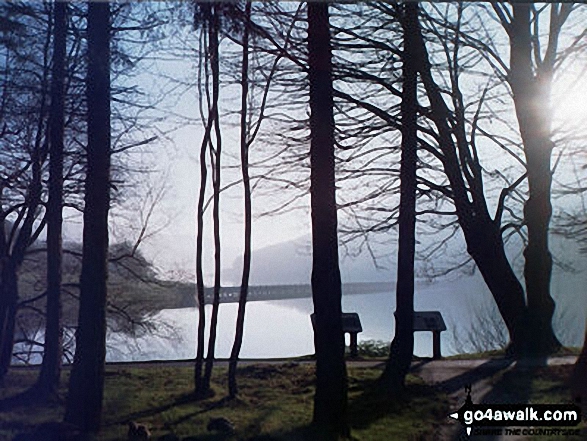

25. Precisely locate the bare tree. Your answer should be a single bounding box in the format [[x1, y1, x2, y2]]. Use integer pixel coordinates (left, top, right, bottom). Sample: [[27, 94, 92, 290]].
[[0, 2, 51, 380], [191, 2, 223, 398], [493, 3, 572, 355]]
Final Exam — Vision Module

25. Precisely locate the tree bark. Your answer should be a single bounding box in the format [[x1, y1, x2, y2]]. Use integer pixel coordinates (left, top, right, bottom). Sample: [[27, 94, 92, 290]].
[[228, 1, 252, 400], [37, 0, 66, 395], [307, 3, 349, 438], [64, 2, 111, 433], [381, 1, 418, 393], [509, 4, 561, 355]]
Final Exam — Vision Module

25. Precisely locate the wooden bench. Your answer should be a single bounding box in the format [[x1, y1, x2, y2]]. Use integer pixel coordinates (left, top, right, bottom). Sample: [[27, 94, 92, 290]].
[[310, 312, 363, 358], [412, 311, 446, 359]]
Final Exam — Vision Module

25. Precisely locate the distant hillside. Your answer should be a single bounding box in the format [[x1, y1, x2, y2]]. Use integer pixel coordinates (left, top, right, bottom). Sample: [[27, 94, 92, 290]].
[[17, 241, 192, 336]]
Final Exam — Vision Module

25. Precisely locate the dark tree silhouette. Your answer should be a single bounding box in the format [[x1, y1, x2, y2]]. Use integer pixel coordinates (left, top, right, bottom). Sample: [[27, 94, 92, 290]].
[[502, 3, 568, 355], [0, 3, 51, 381], [201, 2, 223, 396], [228, 1, 252, 399], [408, 9, 531, 356], [64, 1, 111, 433], [193, 2, 212, 398], [307, 3, 348, 438], [380, 1, 419, 393], [36, 0, 66, 396]]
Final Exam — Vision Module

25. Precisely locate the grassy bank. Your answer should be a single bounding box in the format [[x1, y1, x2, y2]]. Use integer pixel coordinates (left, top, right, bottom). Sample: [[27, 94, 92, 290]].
[[0, 363, 448, 441]]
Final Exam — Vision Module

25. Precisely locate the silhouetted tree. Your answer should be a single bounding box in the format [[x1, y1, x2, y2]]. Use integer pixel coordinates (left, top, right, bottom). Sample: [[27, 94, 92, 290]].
[[0, 2, 52, 381], [228, 0, 252, 399], [193, 2, 212, 398], [202, 1, 223, 395], [36, 0, 66, 396], [307, 3, 348, 438], [191, 2, 223, 398], [411, 9, 531, 356], [64, 1, 111, 433], [380, 1, 418, 393], [496, 3, 570, 355]]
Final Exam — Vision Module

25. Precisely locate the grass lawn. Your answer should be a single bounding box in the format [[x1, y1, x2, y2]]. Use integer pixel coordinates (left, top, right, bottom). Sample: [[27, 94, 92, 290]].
[[1, 357, 583, 441], [0, 362, 449, 441]]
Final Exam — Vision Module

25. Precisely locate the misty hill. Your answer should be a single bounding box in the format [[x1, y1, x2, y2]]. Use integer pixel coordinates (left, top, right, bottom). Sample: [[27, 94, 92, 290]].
[[17, 241, 193, 337], [224, 234, 395, 286]]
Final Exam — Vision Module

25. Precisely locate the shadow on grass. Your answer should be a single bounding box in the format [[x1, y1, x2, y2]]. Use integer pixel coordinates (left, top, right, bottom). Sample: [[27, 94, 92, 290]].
[[432, 357, 516, 395], [107, 392, 230, 428], [450, 358, 545, 441], [0, 384, 63, 412], [343, 360, 441, 433]]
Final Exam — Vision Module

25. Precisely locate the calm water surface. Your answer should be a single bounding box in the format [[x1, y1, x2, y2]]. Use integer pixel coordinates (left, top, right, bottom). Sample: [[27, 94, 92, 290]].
[[108, 274, 585, 361]]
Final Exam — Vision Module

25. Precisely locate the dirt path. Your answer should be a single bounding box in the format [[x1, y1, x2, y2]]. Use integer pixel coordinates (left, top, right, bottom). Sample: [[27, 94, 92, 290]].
[[411, 356, 578, 441]]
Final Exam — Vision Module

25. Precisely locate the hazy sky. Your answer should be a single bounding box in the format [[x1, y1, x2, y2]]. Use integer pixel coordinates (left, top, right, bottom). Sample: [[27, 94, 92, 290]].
[[63, 3, 587, 289]]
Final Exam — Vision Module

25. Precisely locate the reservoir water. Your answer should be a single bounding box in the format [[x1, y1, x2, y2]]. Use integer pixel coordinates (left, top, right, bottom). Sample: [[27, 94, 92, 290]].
[[106, 273, 586, 362]]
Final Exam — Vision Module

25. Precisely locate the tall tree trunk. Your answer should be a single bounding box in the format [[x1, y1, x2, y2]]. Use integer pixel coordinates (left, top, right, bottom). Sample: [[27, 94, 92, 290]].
[[37, 0, 66, 395], [202, 3, 221, 393], [412, 16, 530, 356], [193, 126, 208, 396], [228, 1, 252, 400], [64, 2, 111, 433], [307, 3, 349, 438], [194, 3, 211, 398], [381, 1, 418, 393], [509, 4, 561, 356], [0, 262, 18, 380]]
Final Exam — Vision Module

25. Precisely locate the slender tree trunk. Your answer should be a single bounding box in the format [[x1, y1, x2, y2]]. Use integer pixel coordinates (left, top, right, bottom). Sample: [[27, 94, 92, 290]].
[[228, 1, 252, 400], [194, 4, 211, 398], [37, 0, 66, 395], [202, 3, 221, 393], [381, 1, 418, 393], [308, 3, 349, 438], [64, 2, 110, 433], [509, 4, 561, 356], [194, 130, 208, 396]]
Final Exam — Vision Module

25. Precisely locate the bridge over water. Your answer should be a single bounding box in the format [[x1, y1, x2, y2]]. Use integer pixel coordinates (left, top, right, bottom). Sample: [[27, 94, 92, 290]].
[[201, 282, 392, 304]]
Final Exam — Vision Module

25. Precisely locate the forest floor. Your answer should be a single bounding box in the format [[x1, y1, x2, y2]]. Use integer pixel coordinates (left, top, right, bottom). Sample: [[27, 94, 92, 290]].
[[0, 355, 584, 441]]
